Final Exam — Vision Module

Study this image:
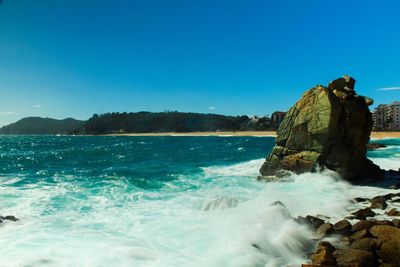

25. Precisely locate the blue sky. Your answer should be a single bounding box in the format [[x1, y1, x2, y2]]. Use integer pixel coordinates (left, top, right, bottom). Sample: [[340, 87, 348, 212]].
[[0, 0, 399, 126]]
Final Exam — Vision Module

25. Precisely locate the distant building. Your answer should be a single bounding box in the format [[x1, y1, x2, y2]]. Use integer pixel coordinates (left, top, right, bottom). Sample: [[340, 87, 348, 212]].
[[391, 101, 400, 130], [271, 111, 286, 130], [372, 101, 400, 131]]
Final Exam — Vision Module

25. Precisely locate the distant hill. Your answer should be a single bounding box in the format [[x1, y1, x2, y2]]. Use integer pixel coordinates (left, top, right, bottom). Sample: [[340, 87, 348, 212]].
[[0, 117, 85, 135], [74, 111, 275, 135], [0, 112, 280, 135]]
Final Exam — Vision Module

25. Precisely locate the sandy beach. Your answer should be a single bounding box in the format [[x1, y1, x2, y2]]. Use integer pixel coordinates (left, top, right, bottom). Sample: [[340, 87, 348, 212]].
[[105, 131, 276, 137], [370, 131, 400, 139], [106, 131, 400, 138]]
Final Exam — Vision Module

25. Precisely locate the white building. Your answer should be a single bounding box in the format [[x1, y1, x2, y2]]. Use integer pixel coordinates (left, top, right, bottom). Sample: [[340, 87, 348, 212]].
[[372, 101, 400, 131]]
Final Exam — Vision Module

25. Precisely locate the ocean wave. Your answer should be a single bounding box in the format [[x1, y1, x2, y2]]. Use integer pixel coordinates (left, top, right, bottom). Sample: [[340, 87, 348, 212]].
[[201, 158, 264, 177], [370, 157, 400, 171]]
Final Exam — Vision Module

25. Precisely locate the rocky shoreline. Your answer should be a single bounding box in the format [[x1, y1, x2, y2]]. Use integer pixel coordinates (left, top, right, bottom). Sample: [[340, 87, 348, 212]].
[[298, 188, 400, 266]]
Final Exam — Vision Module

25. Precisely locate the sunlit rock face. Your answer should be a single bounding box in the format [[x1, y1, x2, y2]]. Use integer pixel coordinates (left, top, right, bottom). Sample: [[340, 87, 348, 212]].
[[260, 75, 383, 182]]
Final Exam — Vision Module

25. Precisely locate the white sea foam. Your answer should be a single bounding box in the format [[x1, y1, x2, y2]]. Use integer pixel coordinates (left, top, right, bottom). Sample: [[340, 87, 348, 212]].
[[370, 157, 400, 171], [0, 161, 357, 267], [201, 158, 264, 177]]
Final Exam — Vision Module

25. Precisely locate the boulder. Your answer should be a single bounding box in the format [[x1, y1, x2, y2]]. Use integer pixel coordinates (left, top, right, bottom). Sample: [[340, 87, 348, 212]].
[[0, 215, 19, 222], [369, 225, 400, 243], [370, 196, 388, 209], [310, 241, 337, 265], [378, 241, 400, 264], [333, 220, 352, 236], [259, 75, 386, 182], [385, 208, 400, 216], [315, 223, 334, 239], [306, 215, 325, 229], [297, 215, 325, 229], [3, 215, 18, 222], [371, 220, 395, 227], [349, 229, 369, 241], [352, 220, 376, 232], [350, 237, 381, 252], [354, 197, 369, 203], [333, 248, 377, 267], [351, 208, 376, 220]]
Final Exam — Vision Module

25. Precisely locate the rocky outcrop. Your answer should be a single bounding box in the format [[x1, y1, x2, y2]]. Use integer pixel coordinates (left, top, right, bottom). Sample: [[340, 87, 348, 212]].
[[301, 191, 400, 266], [260, 75, 385, 182]]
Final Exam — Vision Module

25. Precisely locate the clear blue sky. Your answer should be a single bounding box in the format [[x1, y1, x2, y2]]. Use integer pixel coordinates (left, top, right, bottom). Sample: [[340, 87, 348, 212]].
[[0, 0, 399, 126]]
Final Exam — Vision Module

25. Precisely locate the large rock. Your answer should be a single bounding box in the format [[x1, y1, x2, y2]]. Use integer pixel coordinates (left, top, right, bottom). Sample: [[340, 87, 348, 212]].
[[378, 241, 400, 264], [333, 248, 377, 267], [310, 241, 337, 265], [259, 75, 384, 181], [369, 225, 400, 243]]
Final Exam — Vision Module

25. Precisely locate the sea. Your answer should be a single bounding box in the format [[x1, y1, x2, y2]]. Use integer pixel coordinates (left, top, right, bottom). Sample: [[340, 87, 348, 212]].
[[0, 136, 399, 267]]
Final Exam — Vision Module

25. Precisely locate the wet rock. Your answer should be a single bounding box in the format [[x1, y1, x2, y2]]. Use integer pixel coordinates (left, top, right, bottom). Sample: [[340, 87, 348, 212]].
[[352, 220, 376, 232], [297, 216, 325, 229], [389, 183, 400, 190], [367, 142, 387, 150], [369, 225, 400, 243], [370, 196, 388, 209], [392, 219, 400, 228], [297, 216, 310, 226], [372, 220, 395, 227], [306, 215, 325, 229], [310, 241, 337, 265], [349, 229, 369, 241], [4, 215, 18, 222], [270, 201, 286, 207], [352, 208, 376, 220], [315, 223, 334, 239], [378, 241, 400, 264], [334, 220, 352, 236], [385, 208, 400, 216], [259, 75, 385, 182], [333, 248, 378, 267], [383, 193, 399, 200], [350, 237, 381, 252], [354, 197, 369, 203]]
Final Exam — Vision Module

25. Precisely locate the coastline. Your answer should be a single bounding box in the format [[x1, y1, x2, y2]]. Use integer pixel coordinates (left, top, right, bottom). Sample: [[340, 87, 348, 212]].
[[103, 131, 277, 137], [103, 131, 400, 139]]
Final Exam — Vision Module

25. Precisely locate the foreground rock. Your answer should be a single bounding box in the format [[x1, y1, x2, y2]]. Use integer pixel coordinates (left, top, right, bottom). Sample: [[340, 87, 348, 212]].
[[301, 191, 400, 266], [333, 249, 377, 267], [259, 75, 386, 182]]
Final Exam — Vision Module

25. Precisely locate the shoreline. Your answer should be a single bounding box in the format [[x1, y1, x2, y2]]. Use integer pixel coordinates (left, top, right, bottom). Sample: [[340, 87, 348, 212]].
[[103, 131, 400, 139]]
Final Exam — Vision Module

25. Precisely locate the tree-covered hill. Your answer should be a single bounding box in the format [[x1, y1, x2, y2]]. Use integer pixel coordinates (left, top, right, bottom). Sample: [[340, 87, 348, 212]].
[[0, 112, 278, 135], [76, 112, 272, 135], [0, 117, 84, 135]]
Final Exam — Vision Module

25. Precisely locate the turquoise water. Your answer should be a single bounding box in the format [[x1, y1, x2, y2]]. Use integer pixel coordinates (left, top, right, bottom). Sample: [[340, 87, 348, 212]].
[[0, 136, 399, 267]]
